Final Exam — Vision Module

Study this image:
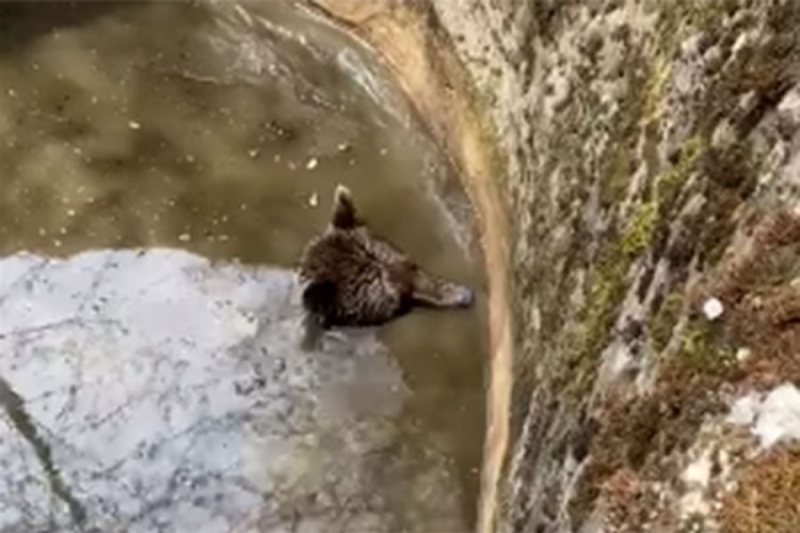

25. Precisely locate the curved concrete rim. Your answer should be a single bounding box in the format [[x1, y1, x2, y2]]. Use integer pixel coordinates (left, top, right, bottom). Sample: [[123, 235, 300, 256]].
[[301, 2, 514, 532]]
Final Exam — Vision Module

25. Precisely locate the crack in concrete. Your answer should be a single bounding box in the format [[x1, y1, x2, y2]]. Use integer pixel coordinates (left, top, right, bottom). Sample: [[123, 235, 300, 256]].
[[0, 376, 87, 527]]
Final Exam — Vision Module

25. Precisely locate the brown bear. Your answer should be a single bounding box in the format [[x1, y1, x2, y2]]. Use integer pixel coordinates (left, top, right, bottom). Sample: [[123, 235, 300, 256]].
[[298, 185, 474, 341]]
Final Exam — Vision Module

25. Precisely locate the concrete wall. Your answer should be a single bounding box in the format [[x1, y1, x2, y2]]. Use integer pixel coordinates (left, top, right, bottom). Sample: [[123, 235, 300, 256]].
[[308, 1, 800, 532]]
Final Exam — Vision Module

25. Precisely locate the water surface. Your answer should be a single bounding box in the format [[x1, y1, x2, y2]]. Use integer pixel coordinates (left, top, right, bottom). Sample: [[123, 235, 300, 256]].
[[0, 1, 487, 531]]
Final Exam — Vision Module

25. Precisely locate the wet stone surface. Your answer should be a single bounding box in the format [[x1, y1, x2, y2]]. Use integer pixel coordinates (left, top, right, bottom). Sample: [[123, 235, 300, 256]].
[[0, 1, 484, 532]]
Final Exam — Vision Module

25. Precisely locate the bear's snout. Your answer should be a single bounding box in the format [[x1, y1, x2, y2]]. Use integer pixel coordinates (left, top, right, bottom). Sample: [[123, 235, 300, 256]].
[[436, 282, 475, 308]]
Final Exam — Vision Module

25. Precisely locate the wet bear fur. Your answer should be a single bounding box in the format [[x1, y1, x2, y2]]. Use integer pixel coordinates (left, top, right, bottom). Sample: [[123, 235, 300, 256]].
[[297, 185, 474, 340]]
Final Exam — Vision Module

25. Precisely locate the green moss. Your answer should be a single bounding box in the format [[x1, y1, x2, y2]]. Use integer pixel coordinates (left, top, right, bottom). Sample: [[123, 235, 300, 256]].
[[622, 201, 659, 258], [650, 291, 684, 353], [676, 321, 736, 376], [600, 145, 634, 209], [655, 135, 704, 210], [642, 55, 672, 123]]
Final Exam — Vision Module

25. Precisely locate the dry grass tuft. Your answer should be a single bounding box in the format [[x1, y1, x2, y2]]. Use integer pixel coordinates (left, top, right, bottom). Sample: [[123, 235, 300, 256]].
[[599, 468, 656, 532], [699, 210, 800, 388], [719, 444, 800, 533]]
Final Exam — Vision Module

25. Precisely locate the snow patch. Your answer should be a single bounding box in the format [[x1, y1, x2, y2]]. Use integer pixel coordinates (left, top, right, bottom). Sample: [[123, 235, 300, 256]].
[[727, 383, 800, 448]]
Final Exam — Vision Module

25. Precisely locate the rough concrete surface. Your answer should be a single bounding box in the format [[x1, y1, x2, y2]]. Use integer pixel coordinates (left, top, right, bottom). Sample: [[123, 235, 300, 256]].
[[308, 0, 800, 532], [0, 248, 466, 532]]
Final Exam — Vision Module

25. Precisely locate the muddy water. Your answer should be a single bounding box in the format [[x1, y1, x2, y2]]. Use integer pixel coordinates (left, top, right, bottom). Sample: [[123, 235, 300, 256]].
[[0, 1, 486, 531]]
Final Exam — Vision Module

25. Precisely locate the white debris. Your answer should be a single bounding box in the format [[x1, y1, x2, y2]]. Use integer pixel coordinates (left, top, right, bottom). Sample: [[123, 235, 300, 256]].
[[128, 121, 141, 130], [682, 450, 712, 488], [727, 393, 760, 426], [679, 490, 710, 520], [678, 447, 714, 519], [178, 233, 191, 242], [337, 142, 350, 152], [735, 347, 752, 363], [248, 149, 259, 158], [754, 384, 800, 448], [702, 297, 724, 320], [306, 157, 318, 170], [727, 384, 800, 448], [66, 209, 76, 217], [308, 192, 319, 207]]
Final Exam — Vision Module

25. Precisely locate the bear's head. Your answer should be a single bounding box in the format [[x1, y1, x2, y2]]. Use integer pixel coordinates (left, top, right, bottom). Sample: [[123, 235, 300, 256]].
[[298, 185, 475, 330]]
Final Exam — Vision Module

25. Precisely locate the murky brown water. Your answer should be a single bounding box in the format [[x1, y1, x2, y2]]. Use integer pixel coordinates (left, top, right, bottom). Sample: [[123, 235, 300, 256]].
[[0, 1, 486, 531]]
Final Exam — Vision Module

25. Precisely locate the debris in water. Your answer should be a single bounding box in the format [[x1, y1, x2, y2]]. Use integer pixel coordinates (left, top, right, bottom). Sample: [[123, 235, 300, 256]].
[[178, 233, 191, 242], [306, 157, 318, 170], [337, 142, 350, 152], [702, 297, 724, 320], [308, 192, 319, 207], [248, 149, 259, 158], [128, 121, 141, 130], [379, 148, 388, 156], [66, 209, 76, 217]]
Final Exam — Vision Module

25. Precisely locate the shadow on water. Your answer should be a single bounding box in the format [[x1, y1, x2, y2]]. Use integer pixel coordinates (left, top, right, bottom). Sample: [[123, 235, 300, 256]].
[[0, 1, 487, 530]]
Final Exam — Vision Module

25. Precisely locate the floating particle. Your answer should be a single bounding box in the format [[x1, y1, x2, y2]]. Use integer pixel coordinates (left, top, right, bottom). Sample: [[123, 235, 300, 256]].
[[128, 121, 141, 130], [306, 157, 318, 170], [308, 192, 319, 207], [178, 233, 191, 242]]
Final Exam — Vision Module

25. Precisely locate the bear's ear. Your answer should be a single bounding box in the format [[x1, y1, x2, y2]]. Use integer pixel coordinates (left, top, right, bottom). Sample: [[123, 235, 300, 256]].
[[331, 184, 359, 229]]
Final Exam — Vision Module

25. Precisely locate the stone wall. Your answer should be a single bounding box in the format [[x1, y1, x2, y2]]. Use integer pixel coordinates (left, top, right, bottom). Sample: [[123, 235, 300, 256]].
[[308, 1, 800, 532]]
